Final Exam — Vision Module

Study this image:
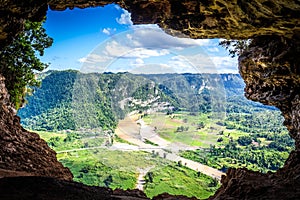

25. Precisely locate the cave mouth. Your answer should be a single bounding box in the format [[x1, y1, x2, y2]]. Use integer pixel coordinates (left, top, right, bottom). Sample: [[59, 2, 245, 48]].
[[1, 0, 300, 199], [14, 4, 296, 199]]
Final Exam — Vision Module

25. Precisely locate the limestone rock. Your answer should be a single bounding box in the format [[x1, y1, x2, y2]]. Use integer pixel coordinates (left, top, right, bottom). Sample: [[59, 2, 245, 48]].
[[0, 0, 300, 199], [0, 74, 73, 181]]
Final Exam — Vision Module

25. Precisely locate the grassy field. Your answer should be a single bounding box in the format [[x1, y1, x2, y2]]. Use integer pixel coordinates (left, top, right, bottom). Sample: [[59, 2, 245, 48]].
[[144, 164, 219, 199], [58, 149, 159, 189], [36, 130, 219, 198], [142, 112, 248, 148], [35, 130, 66, 141], [36, 130, 106, 152]]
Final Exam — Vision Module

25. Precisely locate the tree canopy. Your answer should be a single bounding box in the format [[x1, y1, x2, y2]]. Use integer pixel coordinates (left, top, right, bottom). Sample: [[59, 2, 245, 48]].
[[0, 20, 53, 109]]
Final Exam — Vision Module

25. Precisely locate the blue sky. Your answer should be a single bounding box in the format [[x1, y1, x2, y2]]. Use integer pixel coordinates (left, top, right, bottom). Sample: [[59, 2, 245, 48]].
[[42, 4, 238, 74]]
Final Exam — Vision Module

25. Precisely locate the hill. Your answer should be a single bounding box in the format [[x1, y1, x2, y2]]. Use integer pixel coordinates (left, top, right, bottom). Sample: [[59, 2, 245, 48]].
[[18, 70, 273, 131]]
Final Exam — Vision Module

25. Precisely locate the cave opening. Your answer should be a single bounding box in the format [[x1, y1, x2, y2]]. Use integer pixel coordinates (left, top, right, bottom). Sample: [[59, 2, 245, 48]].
[[14, 3, 295, 199], [1, 1, 299, 199]]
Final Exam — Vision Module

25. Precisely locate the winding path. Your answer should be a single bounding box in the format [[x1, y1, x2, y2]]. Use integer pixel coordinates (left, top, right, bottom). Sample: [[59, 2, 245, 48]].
[[115, 115, 225, 180], [56, 114, 224, 180], [136, 166, 154, 191]]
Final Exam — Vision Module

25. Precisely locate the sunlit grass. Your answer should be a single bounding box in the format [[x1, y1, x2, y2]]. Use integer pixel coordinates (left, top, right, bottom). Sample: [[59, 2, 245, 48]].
[[34, 130, 66, 141], [144, 164, 219, 199]]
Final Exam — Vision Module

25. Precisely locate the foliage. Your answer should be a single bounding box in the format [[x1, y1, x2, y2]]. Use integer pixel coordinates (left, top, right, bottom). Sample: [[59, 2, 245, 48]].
[[0, 20, 53, 109], [144, 139, 159, 146], [237, 136, 252, 146], [180, 115, 294, 173], [219, 39, 251, 58], [18, 71, 118, 131], [144, 164, 219, 199], [19, 71, 271, 132]]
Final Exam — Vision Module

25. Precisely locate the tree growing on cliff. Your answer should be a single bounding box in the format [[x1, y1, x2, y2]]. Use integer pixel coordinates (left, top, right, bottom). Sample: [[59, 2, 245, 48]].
[[0, 19, 53, 109], [219, 39, 251, 58]]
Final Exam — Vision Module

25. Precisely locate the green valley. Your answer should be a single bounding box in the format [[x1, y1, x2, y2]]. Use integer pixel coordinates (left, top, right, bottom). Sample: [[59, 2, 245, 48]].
[[18, 70, 294, 199]]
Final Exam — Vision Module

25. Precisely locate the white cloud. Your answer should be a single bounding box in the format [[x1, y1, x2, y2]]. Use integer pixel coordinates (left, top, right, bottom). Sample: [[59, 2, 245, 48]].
[[114, 5, 121, 10], [134, 58, 144, 65], [78, 57, 87, 63], [210, 56, 238, 73], [78, 54, 110, 64], [102, 36, 171, 60], [194, 39, 211, 46], [80, 22, 237, 74], [102, 28, 110, 35], [207, 47, 220, 53], [165, 54, 238, 74], [126, 25, 207, 49], [130, 58, 145, 69], [116, 9, 133, 25], [104, 40, 132, 58], [98, 26, 217, 62], [102, 28, 116, 35], [167, 56, 198, 73], [126, 49, 170, 59], [131, 64, 175, 74]]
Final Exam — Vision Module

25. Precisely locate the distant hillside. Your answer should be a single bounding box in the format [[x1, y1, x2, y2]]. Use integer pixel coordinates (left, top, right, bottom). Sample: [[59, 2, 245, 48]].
[[18, 71, 273, 131]]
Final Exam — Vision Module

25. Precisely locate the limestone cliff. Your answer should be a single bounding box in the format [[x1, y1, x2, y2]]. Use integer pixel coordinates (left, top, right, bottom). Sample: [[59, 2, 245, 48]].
[[0, 0, 300, 199], [1, 0, 300, 48]]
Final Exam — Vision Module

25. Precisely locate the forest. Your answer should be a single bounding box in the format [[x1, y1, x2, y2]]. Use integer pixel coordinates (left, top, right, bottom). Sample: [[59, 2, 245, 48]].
[[19, 70, 256, 131], [17, 70, 294, 198]]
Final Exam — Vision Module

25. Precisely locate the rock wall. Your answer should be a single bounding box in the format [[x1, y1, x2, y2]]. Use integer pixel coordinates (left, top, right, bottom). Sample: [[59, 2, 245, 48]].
[[1, 0, 300, 48], [0, 74, 73, 180], [208, 35, 300, 199], [239, 36, 300, 149], [0, 0, 300, 199]]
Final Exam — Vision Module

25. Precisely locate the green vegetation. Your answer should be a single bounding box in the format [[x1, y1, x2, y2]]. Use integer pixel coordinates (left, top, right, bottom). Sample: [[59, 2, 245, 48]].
[[37, 130, 106, 152], [37, 130, 218, 198], [144, 139, 159, 146], [179, 109, 294, 173], [0, 20, 53, 109], [144, 164, 219, 199], [19, 71, 248, 131], [59, 150, 149, 189], [219, 39, 251, 58], [143, 112, 222, 148], [19, 72, 184, 131], [19, 71, 120, 131], [21, 70, 295, 198]]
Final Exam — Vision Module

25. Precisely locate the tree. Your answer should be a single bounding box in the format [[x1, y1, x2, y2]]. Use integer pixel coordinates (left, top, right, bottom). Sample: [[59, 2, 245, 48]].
[[176, 126, 184, 132], [237, 136, 252, 146], [177, 160, 182, 167], [103, 175, 113, 187], [208, 178, 219, 187], [147, 172, 153, 183], [219, 39, 251, 58], [0, 19, 53, 109], [197, 122, 205, 129]]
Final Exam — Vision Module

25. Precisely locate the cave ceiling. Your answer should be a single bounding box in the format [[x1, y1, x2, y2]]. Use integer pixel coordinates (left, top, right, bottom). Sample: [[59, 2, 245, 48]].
[[0, 0, 300, 199]]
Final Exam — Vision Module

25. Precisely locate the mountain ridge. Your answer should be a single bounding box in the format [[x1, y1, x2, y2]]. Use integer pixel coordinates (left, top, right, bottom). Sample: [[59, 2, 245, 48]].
[[18, 70, 273, 132]]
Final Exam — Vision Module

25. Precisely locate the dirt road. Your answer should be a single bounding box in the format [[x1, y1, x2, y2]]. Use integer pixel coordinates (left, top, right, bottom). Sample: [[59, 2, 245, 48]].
[[115, 115, 225, 180], [136, 166, 154, 191]]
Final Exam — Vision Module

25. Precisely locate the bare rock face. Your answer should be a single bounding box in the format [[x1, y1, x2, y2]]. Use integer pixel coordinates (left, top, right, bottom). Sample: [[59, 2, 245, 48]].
[[121, 0, 300, 39], [0, 74, 73, 181], [0, 176, 199, 200], [0, 176, 144, 200], [1, 0, 300, 199], [1, 0, 300, 48], [239, 36, 300, 149]]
